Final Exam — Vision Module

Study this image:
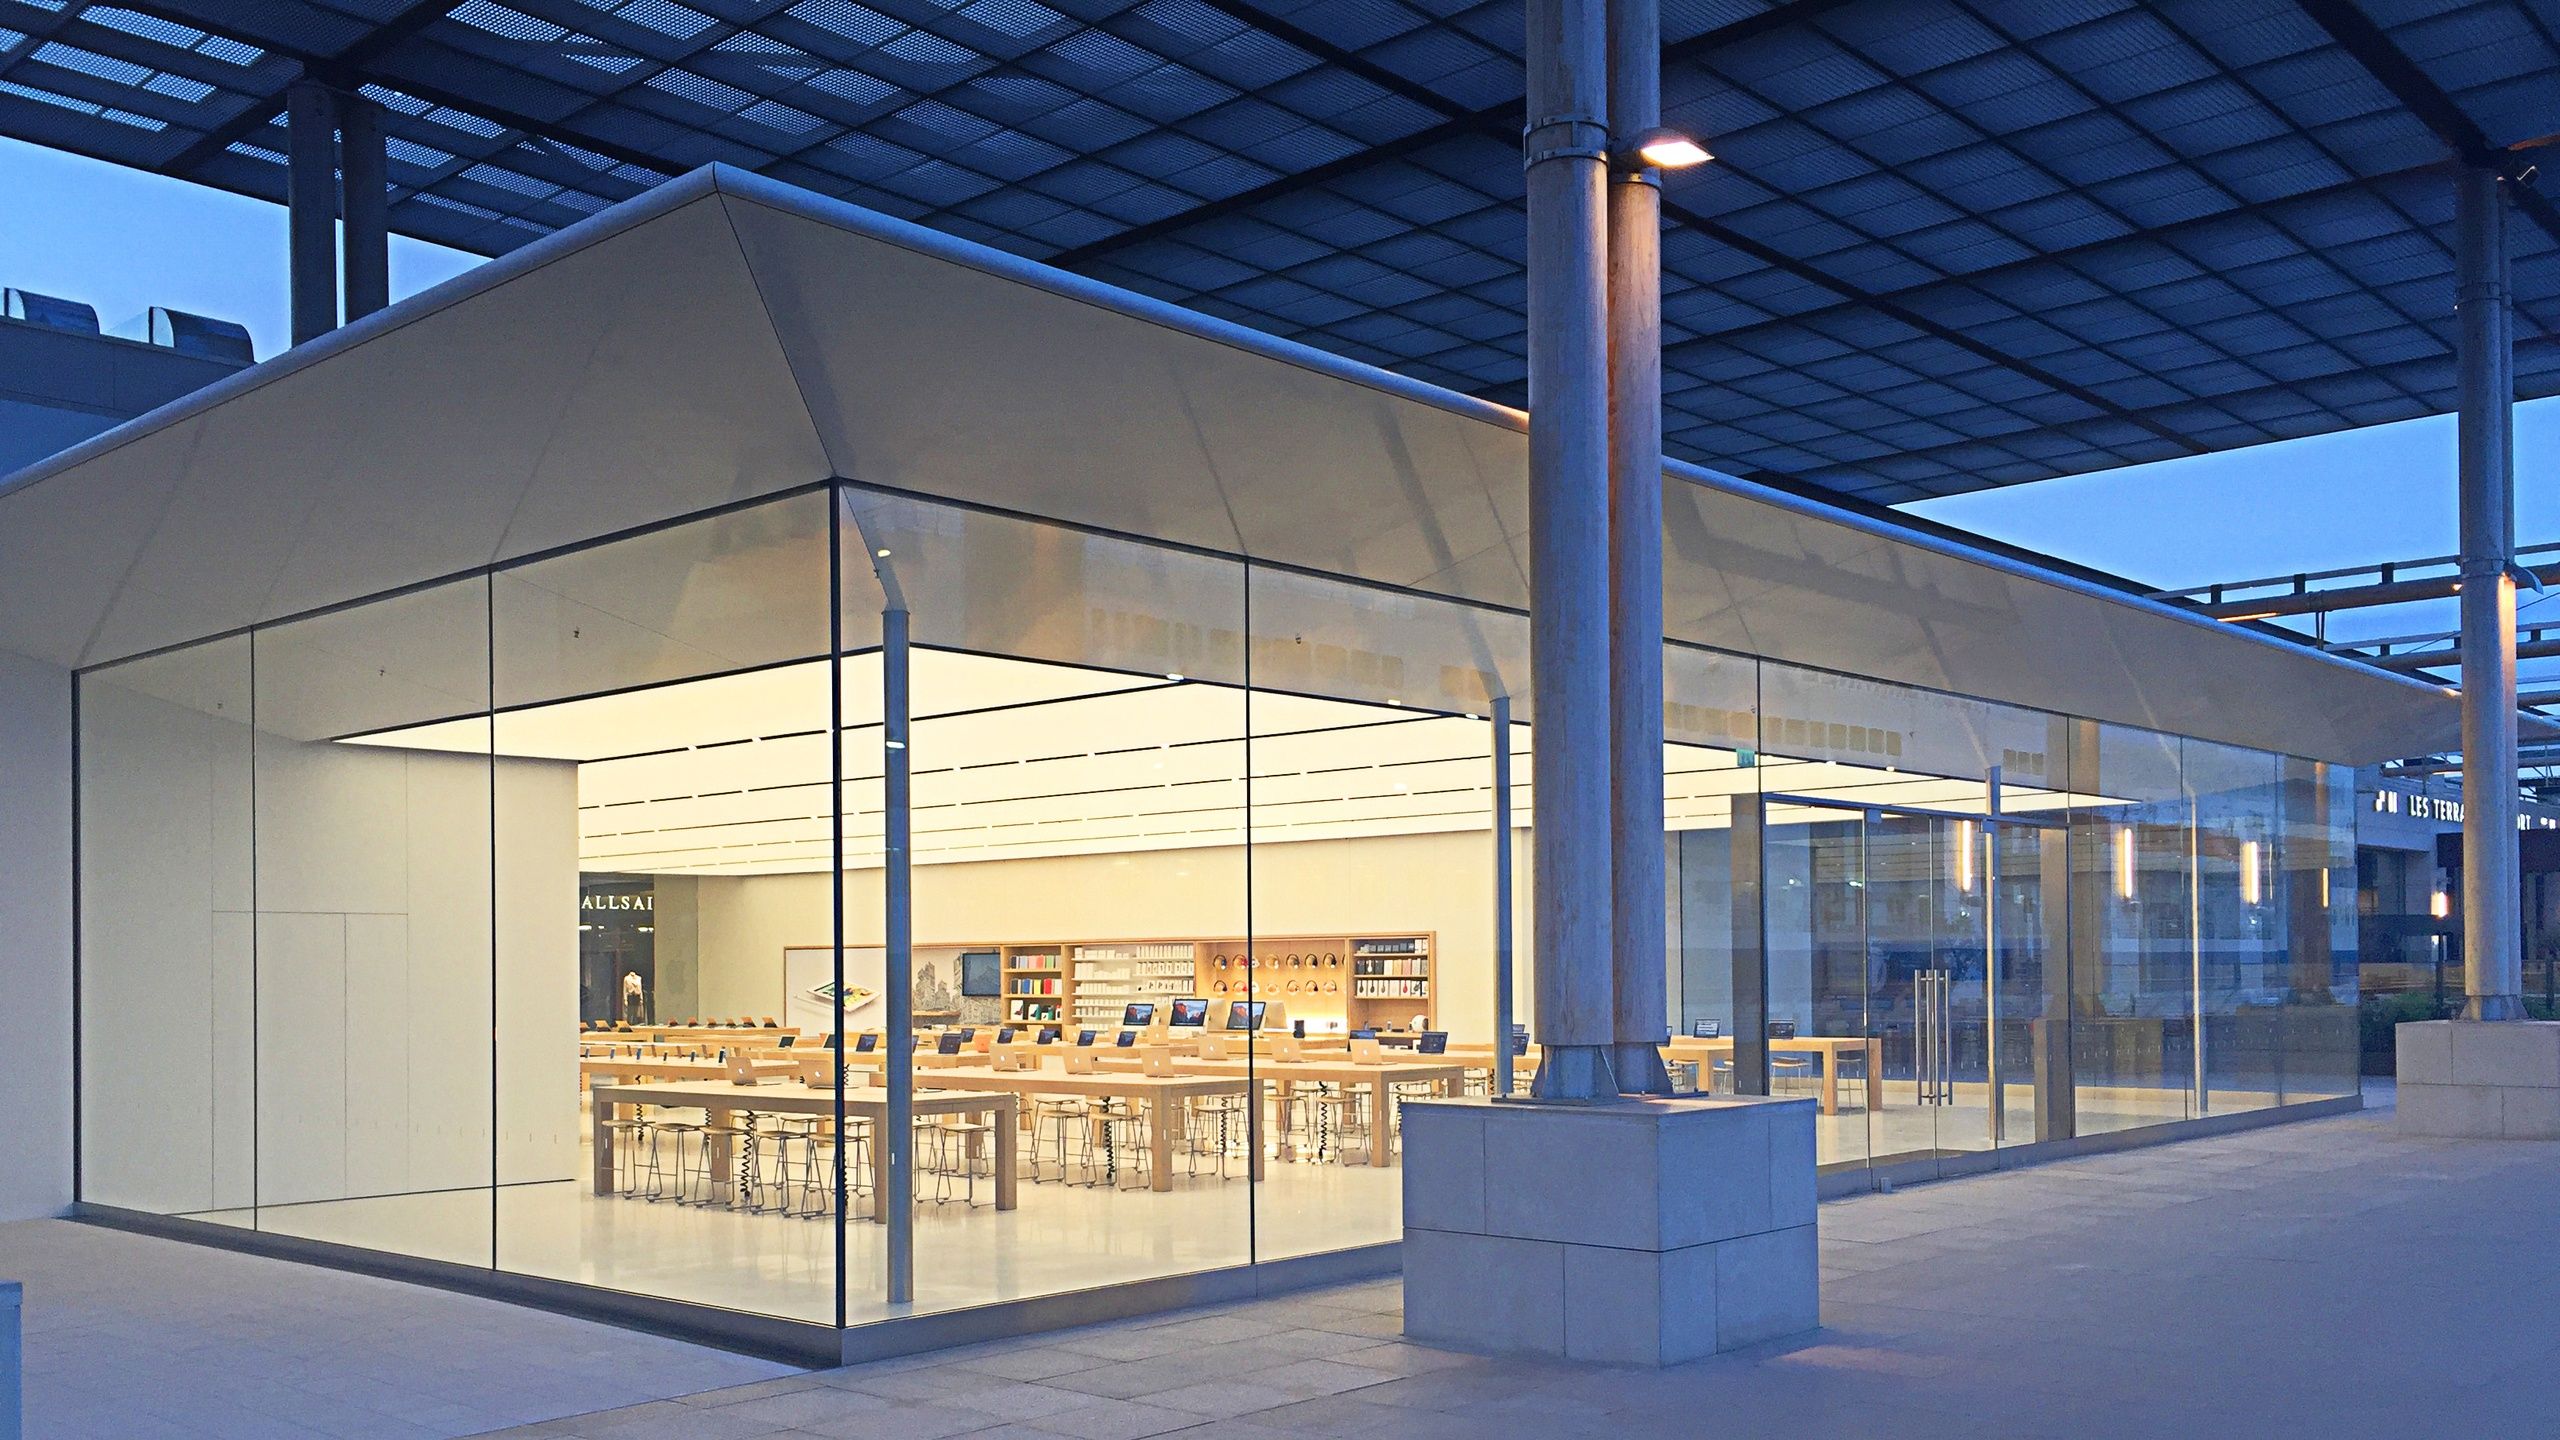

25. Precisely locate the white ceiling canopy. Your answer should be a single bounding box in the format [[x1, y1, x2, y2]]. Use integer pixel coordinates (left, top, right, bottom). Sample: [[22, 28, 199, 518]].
[[2, 166, 2492, 765]]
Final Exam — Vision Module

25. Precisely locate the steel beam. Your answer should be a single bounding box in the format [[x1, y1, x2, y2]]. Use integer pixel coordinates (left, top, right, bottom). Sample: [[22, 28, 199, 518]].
[[2456, 163, 2523, 1020], [339, 94, 390, 322], [284, 80, 338, 346], [1523, 0, 1617, 1100], [1606, 0, 1671, 1097]]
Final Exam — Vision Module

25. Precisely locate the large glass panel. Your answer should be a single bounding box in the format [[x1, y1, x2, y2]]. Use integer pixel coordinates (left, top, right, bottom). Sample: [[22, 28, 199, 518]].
[[1756, 664, 2069, 1164], [1245, 564, 1528, 1257], [1760, 810, 1870, 1171], [1665, 644, 1757, 1092], [251, 578, 494, 1265], [842, 487, 1250, 1316], [78, 639, 255, 1223], [487, 491, 840, 1324], [2069, 721, 2195, 1136], [2188, 739, 2283, 1115], [2281, 758, 2361, 1100]]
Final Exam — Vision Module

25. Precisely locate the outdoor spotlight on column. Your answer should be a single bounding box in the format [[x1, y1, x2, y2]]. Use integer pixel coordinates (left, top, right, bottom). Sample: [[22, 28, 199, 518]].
[[1627, 126, 1711, 169]]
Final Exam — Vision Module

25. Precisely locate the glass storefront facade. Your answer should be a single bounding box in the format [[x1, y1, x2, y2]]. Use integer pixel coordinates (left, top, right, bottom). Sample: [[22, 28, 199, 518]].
[[74, 479, 2361, 1338]]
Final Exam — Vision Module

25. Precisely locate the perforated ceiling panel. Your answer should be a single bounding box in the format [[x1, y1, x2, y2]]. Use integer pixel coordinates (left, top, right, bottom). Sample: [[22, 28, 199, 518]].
[[1, 0, 2552, 500]]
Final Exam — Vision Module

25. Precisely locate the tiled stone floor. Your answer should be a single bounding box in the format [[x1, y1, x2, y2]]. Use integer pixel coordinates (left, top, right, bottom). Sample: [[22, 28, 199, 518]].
[[20, 1088, 2560, 1438]]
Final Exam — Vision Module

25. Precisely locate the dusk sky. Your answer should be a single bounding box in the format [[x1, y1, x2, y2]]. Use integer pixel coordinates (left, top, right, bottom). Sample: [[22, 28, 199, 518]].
[[6, 132, 2552, 610]]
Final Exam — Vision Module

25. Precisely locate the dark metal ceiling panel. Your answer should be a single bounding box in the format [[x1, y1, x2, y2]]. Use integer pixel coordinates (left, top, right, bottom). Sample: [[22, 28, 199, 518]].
[[0, 0, 2552, 499]]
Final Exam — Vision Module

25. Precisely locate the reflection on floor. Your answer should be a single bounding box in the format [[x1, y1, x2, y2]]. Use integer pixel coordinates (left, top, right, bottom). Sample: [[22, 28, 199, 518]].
[[195, 1126, 1404, 1326]]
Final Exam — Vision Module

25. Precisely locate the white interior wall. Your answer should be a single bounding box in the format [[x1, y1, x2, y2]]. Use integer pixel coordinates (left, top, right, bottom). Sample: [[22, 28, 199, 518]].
[[77, 680, 578, 1215], [692, 827, 1533, 1040], [0, 649, 73, 1221]]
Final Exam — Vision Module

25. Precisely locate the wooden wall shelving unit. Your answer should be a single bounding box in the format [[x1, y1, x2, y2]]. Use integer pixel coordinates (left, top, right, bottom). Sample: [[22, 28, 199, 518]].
[[976, 932, 1436, 1033]]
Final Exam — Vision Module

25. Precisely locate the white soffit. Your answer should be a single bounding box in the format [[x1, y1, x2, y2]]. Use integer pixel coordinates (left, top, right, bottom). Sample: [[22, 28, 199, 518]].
[[2, 165, 2478, 764]]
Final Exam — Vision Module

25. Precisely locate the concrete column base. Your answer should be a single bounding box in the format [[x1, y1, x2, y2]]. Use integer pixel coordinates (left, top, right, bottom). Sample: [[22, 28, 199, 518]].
[[1399, 1094, 1817, 1366], [2397, 1020, 2560, 1139]]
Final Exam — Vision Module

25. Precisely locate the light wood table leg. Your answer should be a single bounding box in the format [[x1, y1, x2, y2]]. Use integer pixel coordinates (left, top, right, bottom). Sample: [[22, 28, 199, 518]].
[[1272, 1081, 1299, 1162], [1864, 1039, 1883, 1110], [1367, 1079, 1395, 1168], [1148, 1099, 1176, 1192], [1820, 1054, 1840, 1116], [993, 1101, 1018, 1211]]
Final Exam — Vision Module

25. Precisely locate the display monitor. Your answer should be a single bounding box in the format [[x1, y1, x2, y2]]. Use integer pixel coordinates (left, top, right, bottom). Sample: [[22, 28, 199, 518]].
[[853, 1033, 878, 1053], [1167, 998, 1210, 1028], [1349, 1027, 1377, 1040], [955, 1027, 976, 1044], [1693, 1019, 1721, 1038], [776, 1034, 796, 1048], [934, 1031, 964, 1055], [1417, 1031, 1448, 1054], [1226, 1000, 1267, 1031], [1122, 1002, 1156, 1028], [960, 951, 1001, 998], [1114, 1030, 1137, 1047], [1767, 1019, 1798, 1040], [1076, 1029, 1098, 1047], [996, 1026, 1017, 1044], [1037, 1027, 1061, 1044]]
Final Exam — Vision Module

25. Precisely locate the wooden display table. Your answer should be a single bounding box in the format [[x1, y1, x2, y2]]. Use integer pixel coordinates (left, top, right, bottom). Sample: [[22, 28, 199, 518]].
[[587, 1080, 1017, 1219], [1103, 1057, 1466, 1168], [1662, 1036, 1879, 1116], [579, 1055, 799, 1086], [887, 1063, 1264, 1190]]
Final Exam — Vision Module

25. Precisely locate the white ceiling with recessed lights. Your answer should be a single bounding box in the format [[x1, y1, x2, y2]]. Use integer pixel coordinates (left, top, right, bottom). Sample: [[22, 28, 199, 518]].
[[345, 647, 2115, 877]]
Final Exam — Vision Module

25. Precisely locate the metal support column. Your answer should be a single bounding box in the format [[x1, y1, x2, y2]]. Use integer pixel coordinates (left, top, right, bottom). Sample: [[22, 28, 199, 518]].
[[339, 95, 389, 323], [1492, 695, 1517, 1097], [1605, 0, 1671, 1096], [2457, 162, 2523, 1020], [1728, 794, 1769, 1096], [882, 607, 915, 1303], [1524, 0, 1617, 1101], [285, 81, 338, 346]]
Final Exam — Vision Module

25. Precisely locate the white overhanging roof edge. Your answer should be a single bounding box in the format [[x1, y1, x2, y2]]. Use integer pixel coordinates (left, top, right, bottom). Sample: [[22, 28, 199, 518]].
[[0, 162, 2507, 766], [0, 162, 1530, 505]]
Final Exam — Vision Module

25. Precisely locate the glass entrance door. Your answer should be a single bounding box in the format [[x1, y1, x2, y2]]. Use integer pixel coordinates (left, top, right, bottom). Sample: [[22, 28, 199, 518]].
[[1767, 794, 2056, 1169]]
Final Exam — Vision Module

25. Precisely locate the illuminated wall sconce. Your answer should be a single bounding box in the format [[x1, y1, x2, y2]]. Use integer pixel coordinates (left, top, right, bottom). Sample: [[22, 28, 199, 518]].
[[2431, 890, 2451, 920], [2114, 826, 2136, 900], [2240, 839, 2262, 907], [1954, 818, 1977, 893]]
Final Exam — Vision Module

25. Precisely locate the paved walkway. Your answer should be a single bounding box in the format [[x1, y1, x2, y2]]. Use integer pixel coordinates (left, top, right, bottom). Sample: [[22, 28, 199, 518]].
[[16, 1093, 2559, 1438], [0, 1219, 792, 1438], [480, 1094, 2560, 1440]]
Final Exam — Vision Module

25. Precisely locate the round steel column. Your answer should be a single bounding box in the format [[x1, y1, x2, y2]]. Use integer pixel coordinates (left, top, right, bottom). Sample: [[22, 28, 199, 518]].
[[1524, 0, 1618, 1099]]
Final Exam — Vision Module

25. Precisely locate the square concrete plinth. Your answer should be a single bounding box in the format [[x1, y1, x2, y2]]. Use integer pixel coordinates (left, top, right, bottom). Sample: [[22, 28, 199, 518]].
[[2398, 1020, 2560, 1139], [1399, 1093, 1817, 1366]]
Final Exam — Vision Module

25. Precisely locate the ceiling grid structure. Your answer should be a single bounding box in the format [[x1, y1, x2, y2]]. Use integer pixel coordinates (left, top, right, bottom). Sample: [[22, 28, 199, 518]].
[[0, 0, 2553, 502]]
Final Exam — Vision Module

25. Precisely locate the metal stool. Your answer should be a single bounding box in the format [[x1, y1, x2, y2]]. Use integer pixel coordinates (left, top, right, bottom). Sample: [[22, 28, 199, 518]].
[[1028, 1098, 1090, 1183]]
